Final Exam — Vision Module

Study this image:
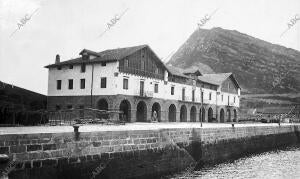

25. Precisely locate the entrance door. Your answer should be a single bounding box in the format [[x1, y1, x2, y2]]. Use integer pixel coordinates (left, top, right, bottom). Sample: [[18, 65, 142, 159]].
[[140, 81, 144, 96]]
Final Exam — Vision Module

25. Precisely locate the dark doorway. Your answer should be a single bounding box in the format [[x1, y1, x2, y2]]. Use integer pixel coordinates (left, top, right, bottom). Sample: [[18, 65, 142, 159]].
[[220, 109, 225, 123], [190, 106, 196, 122], [168, 104, 176, 122], [200, 107, 205, 122], [180, 105, 187, 122], [136, 101, 147, 122], [227, 109, 231, 122], [97, 99, 109, 119], [233, 109, 237, 122], [119, 100, 131, 122], [208, 107, 213, 122], [151, 102, 161, 122]]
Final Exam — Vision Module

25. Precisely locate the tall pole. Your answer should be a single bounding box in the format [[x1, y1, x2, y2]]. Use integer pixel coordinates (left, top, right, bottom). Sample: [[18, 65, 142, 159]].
[[201, 86, 203, 127], [90, 64, 94, 108], [216, 91, 219, 123]]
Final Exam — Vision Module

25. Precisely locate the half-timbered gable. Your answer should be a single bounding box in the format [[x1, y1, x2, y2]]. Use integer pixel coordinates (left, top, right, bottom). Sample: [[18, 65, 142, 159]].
[[220, 75, 239, 94], [119, 46, 165, 80]]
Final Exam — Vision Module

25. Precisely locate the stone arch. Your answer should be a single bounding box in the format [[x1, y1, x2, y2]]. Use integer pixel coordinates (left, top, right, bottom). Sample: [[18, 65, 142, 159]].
[[136, 101, 147, 122], [227, 109, 231, 122], [97, 98, 108, 110], [199, 107, 205, 122], [208, 107, 213, 122], [180, 105, 187, 122], [119, 100, 131, 122], [220, 108, 225, 123], [97, 98, 109, 119], [190, 106, 197, 122], [233, 109, 237, 122], [168, 104, 176, 122], [151, 102, 161, 122]]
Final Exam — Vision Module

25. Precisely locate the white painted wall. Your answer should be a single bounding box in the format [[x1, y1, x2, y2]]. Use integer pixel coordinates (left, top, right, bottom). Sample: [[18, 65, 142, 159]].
[[48, 62, 119, 96], [48, 63, 239, 107], [115, 72, 240, 107]]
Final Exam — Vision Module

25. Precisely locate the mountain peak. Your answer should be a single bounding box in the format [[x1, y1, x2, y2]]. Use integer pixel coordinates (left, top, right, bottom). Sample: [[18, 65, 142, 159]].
[[168, 28, 300, 94]]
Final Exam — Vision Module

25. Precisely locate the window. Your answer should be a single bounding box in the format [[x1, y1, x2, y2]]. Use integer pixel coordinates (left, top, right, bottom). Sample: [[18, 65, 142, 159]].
[[124, 59, 129, 67], [80, 79, 85, 89], [182, 88, 185, 101], [234, 96, 236, 103], [171, 86, 174, 95], [209, 92, 212, 100], [154, 83, 158, 93], [81, 64, 86, 73], [69, 65, 73, 69], [192, 90, 196, 101], [141, 60, 145, 70], [201, 91, 204, 102], [55, 105, 61, 111], [101, 77, 107, 88], [101, 62, 106, 66], [57, 66, 62, 70], [123, 78, 128, 90], [56, 80, 61, 90], [221, 94, 224, 101], [155, 66, 158, 74], [68, 79, 73, 89]]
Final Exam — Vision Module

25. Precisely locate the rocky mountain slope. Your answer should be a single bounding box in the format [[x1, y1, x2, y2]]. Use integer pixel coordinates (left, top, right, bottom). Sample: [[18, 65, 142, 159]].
[[167, 27, 300, 94]]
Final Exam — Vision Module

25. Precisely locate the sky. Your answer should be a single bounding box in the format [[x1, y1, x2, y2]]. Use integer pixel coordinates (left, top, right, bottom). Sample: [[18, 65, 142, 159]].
[[0, 0, 299, 95]]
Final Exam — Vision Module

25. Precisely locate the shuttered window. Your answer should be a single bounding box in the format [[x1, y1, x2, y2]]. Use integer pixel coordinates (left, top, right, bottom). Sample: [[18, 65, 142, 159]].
[[101, 77, 107, 88]]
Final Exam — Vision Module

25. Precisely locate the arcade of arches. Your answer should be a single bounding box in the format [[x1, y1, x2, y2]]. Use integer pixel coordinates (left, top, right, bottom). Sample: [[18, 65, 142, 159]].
[[190, 106, 196, 122], [168, 104, 176, 122], [180, 105, 187, 122], [96, 98, 238, 123]]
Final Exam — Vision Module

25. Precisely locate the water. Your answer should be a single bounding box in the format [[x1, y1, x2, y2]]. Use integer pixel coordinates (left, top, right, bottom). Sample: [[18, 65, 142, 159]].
[[169, 145, 300, 179]]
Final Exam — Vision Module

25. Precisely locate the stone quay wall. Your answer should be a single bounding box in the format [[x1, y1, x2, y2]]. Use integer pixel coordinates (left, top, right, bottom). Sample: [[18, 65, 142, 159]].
[[0, 125, 299, 179]]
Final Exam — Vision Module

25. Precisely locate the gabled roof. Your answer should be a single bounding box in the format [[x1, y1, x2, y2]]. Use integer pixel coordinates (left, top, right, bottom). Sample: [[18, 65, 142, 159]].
[[182, 66, 203, 76], [198, 73, 240, 89], [166, 65, 191, 78], [79, 49, 99, 57], [184, 70, 202, 76], [198, 73, 231, 85], [166, 65, 240, 88], [45, 45, 148, 68], [98, 45, 147, 60]]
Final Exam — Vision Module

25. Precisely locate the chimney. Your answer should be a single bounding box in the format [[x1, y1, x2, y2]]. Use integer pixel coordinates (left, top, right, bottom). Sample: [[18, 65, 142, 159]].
[[55, 54, 60, 64]]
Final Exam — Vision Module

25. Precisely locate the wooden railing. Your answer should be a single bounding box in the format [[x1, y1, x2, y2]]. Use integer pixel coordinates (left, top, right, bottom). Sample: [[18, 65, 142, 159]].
[[134, 90, 153, 98], [119, 66, 164, 80]]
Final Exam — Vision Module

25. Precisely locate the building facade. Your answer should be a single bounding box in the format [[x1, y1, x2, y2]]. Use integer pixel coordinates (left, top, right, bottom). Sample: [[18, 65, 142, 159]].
[[45, 45, 241, 123]]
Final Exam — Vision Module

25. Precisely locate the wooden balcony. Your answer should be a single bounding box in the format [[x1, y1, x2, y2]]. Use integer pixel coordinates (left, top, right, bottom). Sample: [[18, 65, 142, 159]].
[[119, 66, 164, 80], [134, 90, 153, 98]]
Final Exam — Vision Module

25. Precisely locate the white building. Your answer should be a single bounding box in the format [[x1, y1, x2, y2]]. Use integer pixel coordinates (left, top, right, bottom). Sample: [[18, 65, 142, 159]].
[[45, 45, 241, 122]]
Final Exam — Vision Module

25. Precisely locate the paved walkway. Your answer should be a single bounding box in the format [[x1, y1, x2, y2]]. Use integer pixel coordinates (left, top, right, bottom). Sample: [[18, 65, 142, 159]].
[[0, 123, 298, 135]]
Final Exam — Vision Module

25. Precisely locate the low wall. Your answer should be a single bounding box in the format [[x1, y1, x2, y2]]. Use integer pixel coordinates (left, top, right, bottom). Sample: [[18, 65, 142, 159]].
[[0, 125, 299, 179]]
